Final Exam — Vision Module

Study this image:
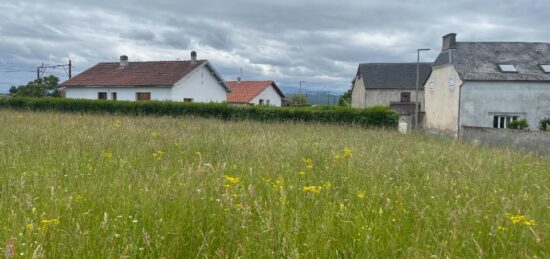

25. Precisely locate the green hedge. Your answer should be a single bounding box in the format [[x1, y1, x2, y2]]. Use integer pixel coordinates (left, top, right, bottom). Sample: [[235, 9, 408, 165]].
[[0, 97, 399, 128]]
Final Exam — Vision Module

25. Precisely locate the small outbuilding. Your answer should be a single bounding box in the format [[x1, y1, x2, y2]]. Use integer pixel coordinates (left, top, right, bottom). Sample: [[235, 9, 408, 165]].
[[226, 80, 285, 107]]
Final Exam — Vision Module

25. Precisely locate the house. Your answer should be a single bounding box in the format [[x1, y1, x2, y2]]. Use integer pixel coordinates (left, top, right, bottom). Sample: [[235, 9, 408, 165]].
[[425, 33, 550, 137], [61, 51, 231, 102], [226, 80, 285, 107], [351, 63, 432, 113]]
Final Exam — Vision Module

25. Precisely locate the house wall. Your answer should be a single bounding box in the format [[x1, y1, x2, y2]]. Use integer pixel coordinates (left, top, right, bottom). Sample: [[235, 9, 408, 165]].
[[64, 87, 172, 101], [250, 85, 283, 107], [171, 64, 227, 103], [459, 81, 550, 131], [351, 77, 366, 108], [365, 89, 424, 110], [424, 64, 462, 137]]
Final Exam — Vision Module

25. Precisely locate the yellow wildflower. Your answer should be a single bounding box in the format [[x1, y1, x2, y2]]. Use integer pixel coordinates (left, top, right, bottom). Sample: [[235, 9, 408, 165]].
[[303, 158, 314, 169], [322, 181, 332, 189], [343, 147, 352, 159], [152, 150, 165, 160], [113, 120, 122, 128], [17, 114, 24, 120], [40, 218, 60, 233], [26, 223, 34, 230], [298, 171, 306, 176], [332, 154, 341, 165], [102, 151, 113, 159], [273, 177, 285, 191], [506, 213, 535, 226], [151, 131, 160, 138], [223, 175, 240, 184], [303, 185, 322, 194], [357, 191, 366, 199]]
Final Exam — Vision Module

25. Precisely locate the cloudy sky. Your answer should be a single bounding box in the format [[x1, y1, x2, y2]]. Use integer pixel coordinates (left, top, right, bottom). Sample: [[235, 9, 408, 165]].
[[1, 0, 549, 93]]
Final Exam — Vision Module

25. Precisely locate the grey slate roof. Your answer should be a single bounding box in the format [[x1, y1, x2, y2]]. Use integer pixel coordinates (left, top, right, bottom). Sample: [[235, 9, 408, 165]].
[[434, 42, 550, 81], [357, 63, 432, 90]]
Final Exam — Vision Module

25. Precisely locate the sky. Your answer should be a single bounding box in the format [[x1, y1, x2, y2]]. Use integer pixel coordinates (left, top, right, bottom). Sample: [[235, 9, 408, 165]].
[[1, 0, 550, 94]]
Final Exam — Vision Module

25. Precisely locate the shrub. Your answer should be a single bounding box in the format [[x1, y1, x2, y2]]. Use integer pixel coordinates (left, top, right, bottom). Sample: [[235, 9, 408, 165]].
[[507, 119, 529, 130], [539, 117, 550, 131], [0, 97, 399, 129]]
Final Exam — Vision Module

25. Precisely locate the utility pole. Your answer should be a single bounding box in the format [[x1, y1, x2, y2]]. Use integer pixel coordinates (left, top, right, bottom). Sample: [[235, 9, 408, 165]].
[[36, 60, 73, 79], [69, 60, 72, 78], [299, 81, 306, 105], [415, 48, 430, 130]]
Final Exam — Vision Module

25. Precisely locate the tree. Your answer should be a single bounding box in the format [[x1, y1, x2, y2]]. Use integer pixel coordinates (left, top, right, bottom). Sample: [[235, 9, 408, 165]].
[[338, 79, 354, 106], [290, 93, 307, 106], [338, 88, 352, 106], [10, 75, 61, 97]]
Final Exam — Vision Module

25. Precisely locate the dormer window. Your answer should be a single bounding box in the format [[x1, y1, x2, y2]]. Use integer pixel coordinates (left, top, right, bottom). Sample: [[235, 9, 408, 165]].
[[498, 64, 517, 73], [540, 64, 550, 73]]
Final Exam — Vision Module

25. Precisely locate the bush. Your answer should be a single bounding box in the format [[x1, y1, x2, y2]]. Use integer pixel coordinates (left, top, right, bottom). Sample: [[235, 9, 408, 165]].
[[539, 117, 550, 131], [507, 119, 529, 130], [0, 97, 399, 129]]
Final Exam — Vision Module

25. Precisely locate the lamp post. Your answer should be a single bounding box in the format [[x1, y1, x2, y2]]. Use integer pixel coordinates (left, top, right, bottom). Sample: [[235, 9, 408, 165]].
[[299, 81, 306, 105], [415, 48, 430, 130]]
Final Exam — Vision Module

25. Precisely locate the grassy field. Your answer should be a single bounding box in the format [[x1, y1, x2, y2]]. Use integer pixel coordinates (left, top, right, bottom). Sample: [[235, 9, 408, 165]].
[[0, 110, 549, 258]]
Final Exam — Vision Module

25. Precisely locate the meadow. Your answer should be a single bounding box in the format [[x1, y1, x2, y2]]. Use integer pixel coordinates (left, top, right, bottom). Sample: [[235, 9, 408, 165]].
[[0, 109, 549, 258]]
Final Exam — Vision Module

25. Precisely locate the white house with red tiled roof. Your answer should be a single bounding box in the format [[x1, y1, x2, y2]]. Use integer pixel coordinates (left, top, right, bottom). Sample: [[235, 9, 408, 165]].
[[61, 51, 231, 103], [226, 80, 285, 107]]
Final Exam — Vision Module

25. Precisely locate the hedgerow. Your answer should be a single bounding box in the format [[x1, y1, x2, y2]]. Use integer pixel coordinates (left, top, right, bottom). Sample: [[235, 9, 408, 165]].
[[0, 97, 398, 128]]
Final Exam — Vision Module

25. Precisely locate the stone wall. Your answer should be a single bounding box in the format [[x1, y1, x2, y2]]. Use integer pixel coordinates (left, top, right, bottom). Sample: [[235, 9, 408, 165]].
[[460, 126, 550, 155]]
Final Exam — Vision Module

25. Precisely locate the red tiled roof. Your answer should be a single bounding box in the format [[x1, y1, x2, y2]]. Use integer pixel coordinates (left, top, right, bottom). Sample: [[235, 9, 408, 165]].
[[226, 80, 285, 104], [61, 60, 207, 87]]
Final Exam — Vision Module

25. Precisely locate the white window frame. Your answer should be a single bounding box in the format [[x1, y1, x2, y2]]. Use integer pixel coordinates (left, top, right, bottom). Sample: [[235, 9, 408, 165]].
[[539, 64, 550, 73], [493, 115, 519, 129], [498, 64, 518, 73]]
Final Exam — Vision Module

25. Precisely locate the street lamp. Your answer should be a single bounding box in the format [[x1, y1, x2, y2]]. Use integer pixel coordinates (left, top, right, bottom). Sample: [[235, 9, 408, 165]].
[[299, 81, 306, 105], [415, 48, 430, 130]]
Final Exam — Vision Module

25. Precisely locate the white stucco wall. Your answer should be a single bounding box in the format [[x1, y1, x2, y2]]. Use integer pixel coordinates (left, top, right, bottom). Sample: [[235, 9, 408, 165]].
[[424, 64, 462, 136], [249, 85, 282, 107], [171, 64, 227, 103], [64, 87, 172, 101], [351, 77, 366, 108], [460, 81, 550, 131]]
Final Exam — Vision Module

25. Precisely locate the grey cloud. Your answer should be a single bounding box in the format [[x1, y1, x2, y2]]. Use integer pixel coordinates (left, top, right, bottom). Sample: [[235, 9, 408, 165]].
[[1, 0, 550, 92]]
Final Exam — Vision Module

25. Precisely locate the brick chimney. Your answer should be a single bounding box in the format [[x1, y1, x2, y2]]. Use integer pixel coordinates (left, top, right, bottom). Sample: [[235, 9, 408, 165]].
[[442, 33, 457, 51], [119, 55, 129, 69], [191, 51, 197, 64]]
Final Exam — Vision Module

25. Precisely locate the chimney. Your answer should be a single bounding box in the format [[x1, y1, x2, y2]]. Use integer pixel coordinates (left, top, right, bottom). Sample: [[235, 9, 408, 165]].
[[190, 51, 197, 64], [237, 76, 241, 85], [442, 33, 457, 51], [119, 55, 129, 69]]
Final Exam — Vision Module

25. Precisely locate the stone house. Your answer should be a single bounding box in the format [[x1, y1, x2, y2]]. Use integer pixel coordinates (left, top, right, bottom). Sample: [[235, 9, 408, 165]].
[[61, 51, 231, 102], [425, 33, 550, 137], [351, 63, 432, 113]]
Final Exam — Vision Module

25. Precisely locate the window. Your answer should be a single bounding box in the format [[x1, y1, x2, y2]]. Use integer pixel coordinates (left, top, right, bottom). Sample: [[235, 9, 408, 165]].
[[493, 115, 519, 129], [259, 99, 264, 105], [183, 98, 193, 103], [498, 64, 517, 73], [540, 64, 550, 73], [428, 80, 435, 91], [111, 92, 117, 101], [98, 92, 107, 100], [449, 77, 456, 90], [136, 92, 151, 101], [266, 100, 270, 105], [400, 92, 411, 102]]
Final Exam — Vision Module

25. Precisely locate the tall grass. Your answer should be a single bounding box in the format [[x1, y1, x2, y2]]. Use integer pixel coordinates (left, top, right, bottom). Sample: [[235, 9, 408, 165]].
[[0, 110, 549, 258]]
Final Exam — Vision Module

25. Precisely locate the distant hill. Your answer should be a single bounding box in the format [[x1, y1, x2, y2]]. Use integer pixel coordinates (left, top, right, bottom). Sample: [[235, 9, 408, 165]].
[[279, 85, 342, 106]]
